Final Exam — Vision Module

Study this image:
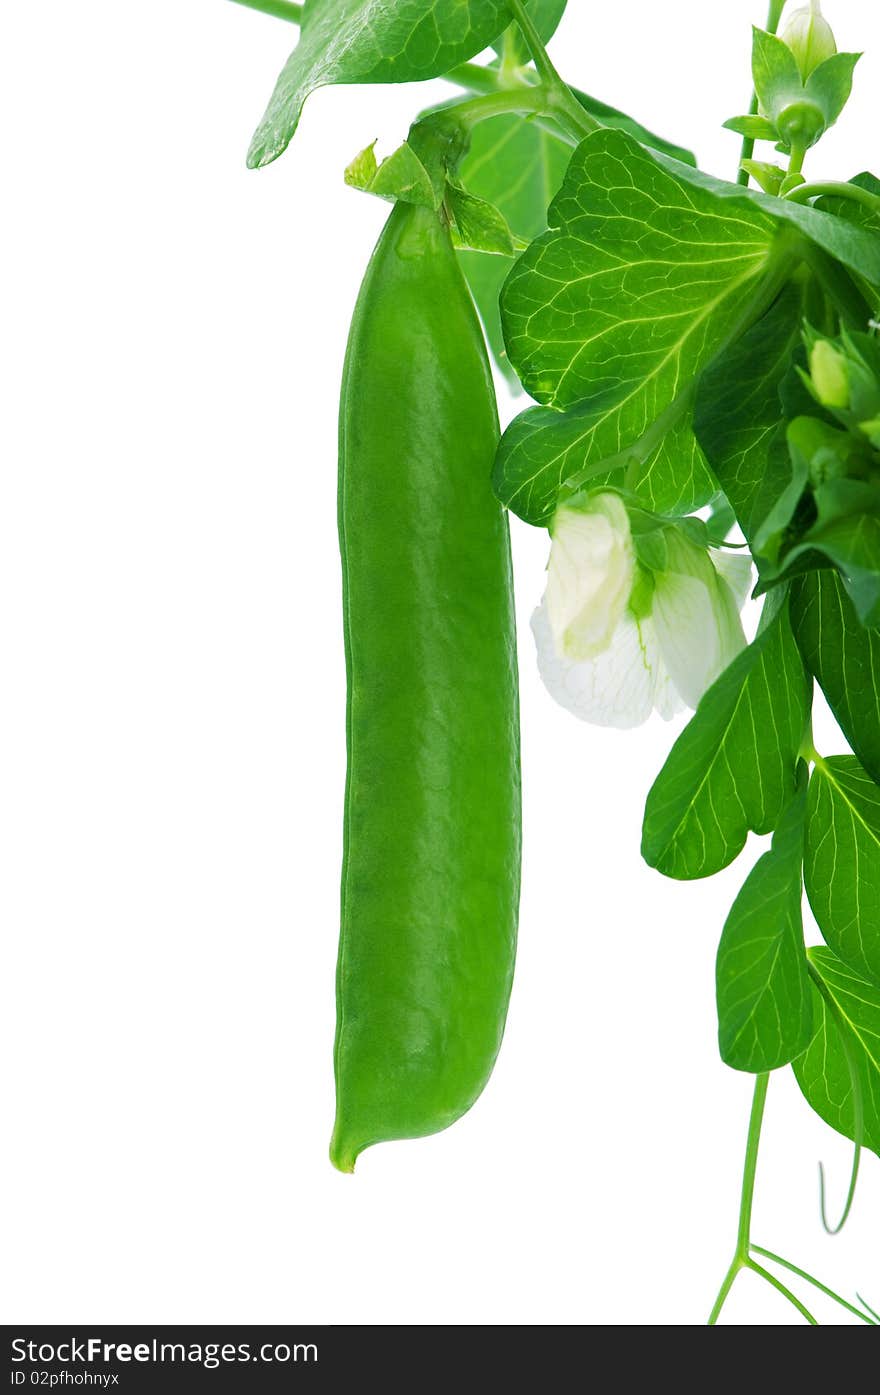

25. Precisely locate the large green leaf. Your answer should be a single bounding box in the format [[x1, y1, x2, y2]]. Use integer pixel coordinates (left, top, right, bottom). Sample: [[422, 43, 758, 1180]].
[[654, 152, 880, 293], [793, 948, 880, 1159], [806, 756, 880, 987], [641, 598, 811, 880], [716, 783, 812, 1072], [791, 569, 880, 784], [457, 100, 695, 385], [247, 0, 513, 168], [493, 129, 785, 525], [623, 415, 717, 516], [694, 282, 804, 541]]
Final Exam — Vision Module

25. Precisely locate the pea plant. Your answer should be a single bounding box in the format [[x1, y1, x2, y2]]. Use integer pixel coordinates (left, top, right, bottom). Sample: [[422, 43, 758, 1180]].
[[230, 0, 880, 1324]]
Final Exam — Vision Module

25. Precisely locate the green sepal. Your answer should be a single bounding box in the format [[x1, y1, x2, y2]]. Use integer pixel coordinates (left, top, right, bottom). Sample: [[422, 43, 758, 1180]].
[[752, 26, 804, 112], [804, 50, 862, 131], [344, 141, 440, 209], [724, 115, 780, 142], [446, 183, 517, 255]]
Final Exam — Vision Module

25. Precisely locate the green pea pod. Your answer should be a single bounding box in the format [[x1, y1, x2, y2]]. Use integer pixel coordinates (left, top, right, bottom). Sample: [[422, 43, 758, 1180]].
[[331, 201, 521, 1172]]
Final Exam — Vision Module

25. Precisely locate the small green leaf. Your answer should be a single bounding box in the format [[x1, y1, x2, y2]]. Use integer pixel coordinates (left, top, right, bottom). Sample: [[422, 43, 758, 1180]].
[[805, 51, 861, 130], [247, 0, 513, 168], [724, 115, 780, 142], [447, 183, 516, 255], [642, 598, 811, 880], [793, 948, 880, 1159], [806, 756, 880, 987], [494, 129, 782, 524], [791, 569, 880, 783], [716, 782, 812, 1072]]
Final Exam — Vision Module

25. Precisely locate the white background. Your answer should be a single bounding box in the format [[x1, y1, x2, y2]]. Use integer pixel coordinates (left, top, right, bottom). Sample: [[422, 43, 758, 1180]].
[[2, 0, 879, 1327]]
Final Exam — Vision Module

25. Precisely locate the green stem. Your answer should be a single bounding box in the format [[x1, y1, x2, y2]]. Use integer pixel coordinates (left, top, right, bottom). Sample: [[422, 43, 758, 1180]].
[[228, 0, 303, 22], [745, 1259, 819, 1324], [428, 84, 554, 135], [857, 1294, 880, 1323], [708, 1073, 770, 1324], [788, 143, 808, 180], [738, 0, 788, 185], [785, 181, 880, 217], [751, 1247, 878, 1324], [807, 960, 864, 1236], [506, 0, 599, 141], [443, 62, 512, 96]]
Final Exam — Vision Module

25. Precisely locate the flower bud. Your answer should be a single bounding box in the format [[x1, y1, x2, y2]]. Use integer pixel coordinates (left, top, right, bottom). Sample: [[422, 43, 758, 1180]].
[[810, 339, 851, 409], [781, 1, 837, 81]]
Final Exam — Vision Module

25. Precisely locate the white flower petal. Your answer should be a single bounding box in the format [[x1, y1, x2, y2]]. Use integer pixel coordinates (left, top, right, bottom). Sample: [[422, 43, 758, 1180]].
[[545, 494, 634, 661], [651, 568, 723, 710], [652, 534, 749, 709], [710, 548, 754, 610], [532, 602, 658, 729], [711, 571, 748, 673]]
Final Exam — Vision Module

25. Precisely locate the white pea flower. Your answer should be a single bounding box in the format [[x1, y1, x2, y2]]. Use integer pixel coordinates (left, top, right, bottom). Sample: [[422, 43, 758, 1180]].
[[532, 494, 752, 730]]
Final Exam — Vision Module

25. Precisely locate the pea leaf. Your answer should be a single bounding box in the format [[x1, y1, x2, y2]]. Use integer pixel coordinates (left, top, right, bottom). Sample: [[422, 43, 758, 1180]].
[[652, 153, 880, 292], [247, 0, 513, 168], [805, 756, 880, 987], [641, 598, 811, 880], [456, 99, 694, 385], [493, 129, 783, 525], [716, 783, 812, 1073], [622, 416, 717, 516], [793, 948, 880, 1159], [791, 570, 880, 784], [694, 282, 806, 541]]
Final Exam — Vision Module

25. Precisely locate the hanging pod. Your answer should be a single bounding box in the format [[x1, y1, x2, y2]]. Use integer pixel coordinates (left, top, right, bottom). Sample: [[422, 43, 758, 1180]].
[[332, 200, 522, 1171]]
